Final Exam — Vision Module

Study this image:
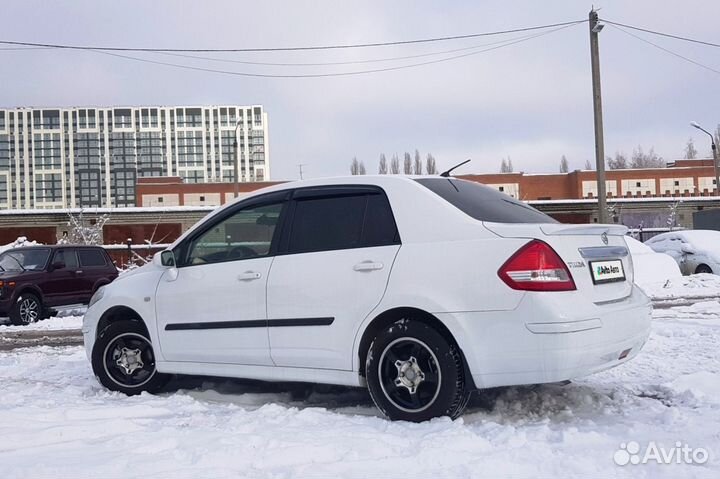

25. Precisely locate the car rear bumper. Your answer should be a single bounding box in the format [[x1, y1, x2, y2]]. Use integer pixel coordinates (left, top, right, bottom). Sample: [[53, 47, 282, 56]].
[[436, 286, 652, 389]]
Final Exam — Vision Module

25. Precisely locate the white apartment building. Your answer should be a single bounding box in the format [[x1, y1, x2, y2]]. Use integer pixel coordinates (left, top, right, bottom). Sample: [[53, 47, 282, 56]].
[[0, 105, 270, 208]]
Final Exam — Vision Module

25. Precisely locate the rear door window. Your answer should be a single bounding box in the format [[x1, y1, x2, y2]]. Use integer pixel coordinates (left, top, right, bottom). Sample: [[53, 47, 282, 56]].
[[416, 178, 556, 223], [78, 249, 107, 267], [286, 188, 399, 254], [288, 195, 366, 254]]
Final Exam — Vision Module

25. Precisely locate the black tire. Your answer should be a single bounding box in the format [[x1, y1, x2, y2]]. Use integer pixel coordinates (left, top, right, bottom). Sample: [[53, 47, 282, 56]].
[[696, 264, 713, 274], [91, 320, 170, 395], [365, 319, 470, 422], [9, 293, 42, 326]]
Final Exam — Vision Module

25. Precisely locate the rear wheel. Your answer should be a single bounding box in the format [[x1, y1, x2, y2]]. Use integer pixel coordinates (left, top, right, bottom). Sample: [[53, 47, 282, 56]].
[[365, 318, 470, 422], [91, 320, 170, 395], [696, 264, 713, 274], [9, 293, 42, 326]]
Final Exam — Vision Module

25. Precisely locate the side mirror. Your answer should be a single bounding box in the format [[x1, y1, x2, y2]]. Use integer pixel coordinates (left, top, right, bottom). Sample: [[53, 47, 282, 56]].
[[681, 244, 695, 255], [160, 250, 176, 267], [51, 261, 65, 271]]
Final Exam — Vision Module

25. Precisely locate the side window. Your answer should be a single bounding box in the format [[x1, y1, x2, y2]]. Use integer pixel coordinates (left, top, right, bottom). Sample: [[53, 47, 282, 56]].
[[288, 195, 366, 254], [362, 193, 399, 247], [54, 249, 79, 269], [185, 202, 283, 266], [78, 249, 107, 267]]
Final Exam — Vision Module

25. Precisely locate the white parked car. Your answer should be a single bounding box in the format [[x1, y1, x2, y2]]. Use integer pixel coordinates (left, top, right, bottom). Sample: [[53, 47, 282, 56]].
[[83, 176, 652, 422], [645, 230, 720, 275], [624, 236, 682, 286]]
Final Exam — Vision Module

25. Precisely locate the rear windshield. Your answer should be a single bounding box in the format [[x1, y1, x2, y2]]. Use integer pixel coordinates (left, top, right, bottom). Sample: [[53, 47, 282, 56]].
[[416, 178, 557, 224]]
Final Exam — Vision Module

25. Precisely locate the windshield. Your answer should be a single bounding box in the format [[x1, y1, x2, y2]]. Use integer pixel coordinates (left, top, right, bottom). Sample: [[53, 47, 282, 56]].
[[0, 248, 51, 271], [416, 178, 557, 224]]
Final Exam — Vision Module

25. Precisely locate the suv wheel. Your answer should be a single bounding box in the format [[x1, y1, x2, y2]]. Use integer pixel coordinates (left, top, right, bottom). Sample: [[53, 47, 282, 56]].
[[365, 319, 470, 422], [10, 293, 42, 326], [91, 320, 170, 395]]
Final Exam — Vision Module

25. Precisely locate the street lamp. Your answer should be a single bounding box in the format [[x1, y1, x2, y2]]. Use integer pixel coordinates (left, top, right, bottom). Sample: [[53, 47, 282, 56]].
[[691, 121, 720, 196], [233, 120, 242, 198]]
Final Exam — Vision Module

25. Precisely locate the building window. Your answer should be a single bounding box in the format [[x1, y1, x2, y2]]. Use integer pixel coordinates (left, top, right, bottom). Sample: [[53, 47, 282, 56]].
[[636, 182, 641, 188], [674, 180, 680, 186], [157, 197, 164, 203], [498, 186, 504, 192], [199, 196, 205, 201]]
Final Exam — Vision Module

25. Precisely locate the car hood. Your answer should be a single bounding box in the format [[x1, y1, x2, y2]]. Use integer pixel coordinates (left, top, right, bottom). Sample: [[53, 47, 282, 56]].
[[113, 262, 164, 283], [0, 270, 30, 280]]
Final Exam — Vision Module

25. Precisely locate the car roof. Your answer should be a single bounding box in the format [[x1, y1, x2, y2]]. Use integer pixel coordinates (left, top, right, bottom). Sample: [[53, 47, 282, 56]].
[[1, 244, 104, 252]]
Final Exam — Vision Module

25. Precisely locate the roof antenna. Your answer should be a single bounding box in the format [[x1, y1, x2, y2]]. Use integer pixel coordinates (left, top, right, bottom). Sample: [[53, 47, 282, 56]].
[[439, 159, 471, 177]]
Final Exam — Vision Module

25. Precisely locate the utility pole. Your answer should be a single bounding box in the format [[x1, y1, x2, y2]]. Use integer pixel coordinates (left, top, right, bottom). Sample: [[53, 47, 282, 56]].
[[298, 164, 305, 180], [589, 9, 609, 223], [691, 121, 720, 196]]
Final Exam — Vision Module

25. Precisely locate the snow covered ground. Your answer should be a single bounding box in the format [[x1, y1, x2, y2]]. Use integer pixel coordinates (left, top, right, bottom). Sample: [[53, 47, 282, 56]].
[[1, 284, 719, 477]]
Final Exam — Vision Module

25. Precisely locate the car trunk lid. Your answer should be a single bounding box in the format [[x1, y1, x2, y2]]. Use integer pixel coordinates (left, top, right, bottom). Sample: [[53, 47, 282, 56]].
[[485, 222, 633, 303]]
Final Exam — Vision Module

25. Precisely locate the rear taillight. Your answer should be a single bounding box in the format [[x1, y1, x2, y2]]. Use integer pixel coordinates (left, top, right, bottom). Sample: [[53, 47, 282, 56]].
[[498, 239, 576, 291]]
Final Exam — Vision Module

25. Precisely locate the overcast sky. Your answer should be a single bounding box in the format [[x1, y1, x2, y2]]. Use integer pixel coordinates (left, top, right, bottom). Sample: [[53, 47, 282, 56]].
[[2, 1, 719, 180]]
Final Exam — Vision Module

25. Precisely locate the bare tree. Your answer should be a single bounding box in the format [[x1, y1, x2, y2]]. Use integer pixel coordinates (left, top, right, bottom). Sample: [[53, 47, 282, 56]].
[[62, 209, 110, 245], [358, 161, 366, 175], [390, 154, 400, 174], [584, 158, 593, 170], [378, 154, 388, 174], [631, 146, 664, 168], [559, 155, 569, 173], [425, 154, 437, 175], [607, 152, 628, 169], [403, 152, 412, 174], [500, 157, 514, 173], [350, 157, 360, 175], [684, 138, 698, 159], [413, 149, 423, 175]]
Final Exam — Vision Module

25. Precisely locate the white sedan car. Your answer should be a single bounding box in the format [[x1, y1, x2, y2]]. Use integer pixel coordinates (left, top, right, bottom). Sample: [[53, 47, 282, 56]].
[[83, 176, 651, 422], [645, 230, 720, 275]]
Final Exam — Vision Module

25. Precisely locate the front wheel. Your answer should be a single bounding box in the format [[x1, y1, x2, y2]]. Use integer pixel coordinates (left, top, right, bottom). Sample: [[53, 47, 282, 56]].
[[91, 320, 170, 395], [9, 293, 42, 326], [365, 319, 470, 422]]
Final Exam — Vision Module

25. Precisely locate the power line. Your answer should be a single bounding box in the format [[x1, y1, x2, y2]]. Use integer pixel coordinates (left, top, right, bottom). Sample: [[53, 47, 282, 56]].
[[600, 18, 720, 49], [608, 24, 720, 77], [0, 19, 586, 53], [155, 32, 546, 67], [85, 24, 578, 78]]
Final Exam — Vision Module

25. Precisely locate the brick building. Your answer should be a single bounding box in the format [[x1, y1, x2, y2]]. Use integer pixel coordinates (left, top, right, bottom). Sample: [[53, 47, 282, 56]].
[[134, 159, 718, 207], [458, 159, 718, 200], [135, 176, 283, 207]]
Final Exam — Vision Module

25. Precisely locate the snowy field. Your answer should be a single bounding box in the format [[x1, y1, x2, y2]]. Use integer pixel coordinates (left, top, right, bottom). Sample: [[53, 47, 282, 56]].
[[1, 281, 719, 478]]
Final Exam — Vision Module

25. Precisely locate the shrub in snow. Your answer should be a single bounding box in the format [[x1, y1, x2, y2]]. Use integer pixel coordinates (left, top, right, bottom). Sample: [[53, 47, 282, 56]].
[[59, 210, 110, 245], [0, 236, 40, 254]]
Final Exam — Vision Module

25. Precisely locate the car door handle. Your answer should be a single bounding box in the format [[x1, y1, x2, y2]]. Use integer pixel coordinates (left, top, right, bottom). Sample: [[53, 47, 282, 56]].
[[238, 271, 262, 281], [353, 261, 383, 272], [75, 270, 83, 275]]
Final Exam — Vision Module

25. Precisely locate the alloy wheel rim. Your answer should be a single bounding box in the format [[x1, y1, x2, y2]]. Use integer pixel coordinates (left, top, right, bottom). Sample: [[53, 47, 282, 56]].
[[103, 332, 157, 388], [378, 337, 442, 413], [19, 298, 39, 324]]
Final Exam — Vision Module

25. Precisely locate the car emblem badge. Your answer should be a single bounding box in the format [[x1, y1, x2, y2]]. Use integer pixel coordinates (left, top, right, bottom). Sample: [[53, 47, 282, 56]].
[[601, 232, 608, 245]]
